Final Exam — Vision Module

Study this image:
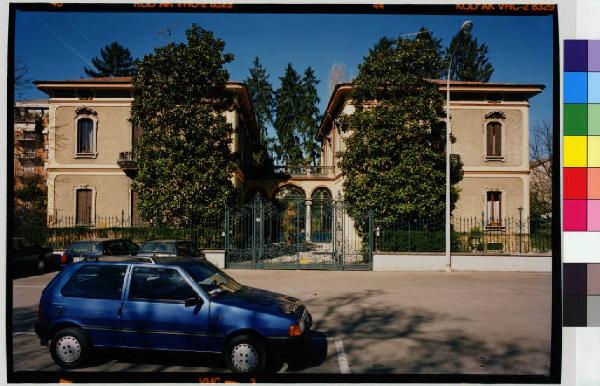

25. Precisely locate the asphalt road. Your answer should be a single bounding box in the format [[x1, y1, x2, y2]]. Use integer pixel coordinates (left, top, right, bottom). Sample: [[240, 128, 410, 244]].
[[11, 269, 552, 375]]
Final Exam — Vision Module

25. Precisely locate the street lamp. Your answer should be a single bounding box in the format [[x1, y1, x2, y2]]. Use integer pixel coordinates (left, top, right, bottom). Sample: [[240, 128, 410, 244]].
[[446, 20, 473, 272]]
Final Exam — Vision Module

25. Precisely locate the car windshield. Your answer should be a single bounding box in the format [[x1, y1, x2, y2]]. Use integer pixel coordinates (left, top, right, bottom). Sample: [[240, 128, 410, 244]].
[[140, 241, 176, 254], [178, 261, 242, 296]]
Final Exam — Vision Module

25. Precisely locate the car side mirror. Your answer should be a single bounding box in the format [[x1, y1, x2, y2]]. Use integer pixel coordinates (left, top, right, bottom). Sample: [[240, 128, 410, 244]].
[[185, 297, 203, 308]]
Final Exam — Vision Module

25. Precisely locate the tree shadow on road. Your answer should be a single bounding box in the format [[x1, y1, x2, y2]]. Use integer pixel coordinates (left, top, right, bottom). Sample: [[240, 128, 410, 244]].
[[306, 290, 551, 375]]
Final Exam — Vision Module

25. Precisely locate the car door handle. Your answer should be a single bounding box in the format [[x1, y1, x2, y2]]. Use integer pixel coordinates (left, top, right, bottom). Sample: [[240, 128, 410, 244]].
[[118, 304, 125, 317]]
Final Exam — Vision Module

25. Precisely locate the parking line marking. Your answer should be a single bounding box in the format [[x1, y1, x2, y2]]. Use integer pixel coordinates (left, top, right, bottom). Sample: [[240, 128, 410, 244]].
[[333, 338, 350, 374]]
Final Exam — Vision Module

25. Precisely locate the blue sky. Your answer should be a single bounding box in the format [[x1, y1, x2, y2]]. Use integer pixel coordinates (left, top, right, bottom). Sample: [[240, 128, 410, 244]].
[[15, 11, 554, 129]]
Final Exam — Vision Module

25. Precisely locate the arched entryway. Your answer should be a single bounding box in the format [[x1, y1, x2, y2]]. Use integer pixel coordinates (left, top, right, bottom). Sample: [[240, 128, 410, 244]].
[[273, 185, 306, 244], [311, 187, 333, 242]]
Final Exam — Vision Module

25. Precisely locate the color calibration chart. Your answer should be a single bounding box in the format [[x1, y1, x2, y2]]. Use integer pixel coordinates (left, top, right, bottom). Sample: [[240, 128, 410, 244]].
[[563, 40, 600, 262], [563, 263, 600, 326]]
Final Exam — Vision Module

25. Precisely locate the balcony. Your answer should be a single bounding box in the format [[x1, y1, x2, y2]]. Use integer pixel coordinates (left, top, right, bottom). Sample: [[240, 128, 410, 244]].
[[274, 165, 334, 178], [16, 132, 38, 141], [117, 151, 137, 171], [17, 152, 38, 160]]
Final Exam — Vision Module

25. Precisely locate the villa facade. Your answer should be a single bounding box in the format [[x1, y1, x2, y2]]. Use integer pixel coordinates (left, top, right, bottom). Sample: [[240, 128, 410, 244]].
[[244, 80, 545, 226], [36, 77, 543, 229], [35, 77, 259, 225]]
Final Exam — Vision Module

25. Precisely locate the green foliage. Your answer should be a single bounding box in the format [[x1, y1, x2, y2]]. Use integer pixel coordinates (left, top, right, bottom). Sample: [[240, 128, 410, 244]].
[[273, 64, 304, 165], [246, 57, 274, 145], [339, 35, 464, 233], [299, 67, 321, 166], [131, 24, 236, 226], [530, 190, 552, 219], [84, 41, 136, 77], [445, 30, 494, 82]]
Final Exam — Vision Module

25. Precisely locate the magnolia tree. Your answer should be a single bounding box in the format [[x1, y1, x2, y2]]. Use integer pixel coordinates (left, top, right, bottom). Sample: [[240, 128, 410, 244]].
[[131, 24, 236, 226], [339, 36, 464, 232]]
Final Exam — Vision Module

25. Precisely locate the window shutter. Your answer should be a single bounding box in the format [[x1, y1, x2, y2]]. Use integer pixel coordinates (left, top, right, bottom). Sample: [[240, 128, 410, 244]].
[[76, 189, 92, 225], [486, 123, 494, 155], [494, 123, 502, 156]]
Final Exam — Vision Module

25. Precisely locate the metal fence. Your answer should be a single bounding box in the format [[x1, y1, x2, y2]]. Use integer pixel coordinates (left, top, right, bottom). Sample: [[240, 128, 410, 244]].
[[13, 211, 225, 250], [375, 216, 552, 254], [12, 208, 552, 255]]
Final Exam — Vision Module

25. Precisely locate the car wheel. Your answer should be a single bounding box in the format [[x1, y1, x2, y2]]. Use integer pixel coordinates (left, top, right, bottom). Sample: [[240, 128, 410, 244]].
[[225, 334, 267, 373], [50, 327, 89, 369]]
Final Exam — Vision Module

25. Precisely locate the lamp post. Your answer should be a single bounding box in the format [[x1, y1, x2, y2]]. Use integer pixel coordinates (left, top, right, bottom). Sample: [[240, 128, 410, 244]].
[[446, 20, 473, 272]]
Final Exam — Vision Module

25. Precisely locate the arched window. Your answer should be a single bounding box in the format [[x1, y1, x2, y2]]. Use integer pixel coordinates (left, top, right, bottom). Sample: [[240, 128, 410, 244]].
[[77, 118, 94, 154], [274, 185, 306, 203], [486, 122, 502, 158], [311, 187, 333, 242]]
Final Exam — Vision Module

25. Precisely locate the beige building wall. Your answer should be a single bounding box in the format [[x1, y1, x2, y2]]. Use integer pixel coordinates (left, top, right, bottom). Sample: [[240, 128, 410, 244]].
[[314, 91, 534, 220], [53, 105, 132, 165], [50, 174, 131, 221], [42, 80, 255, 223], [451, 106, 528, 169], [453, 175, 529, 220]]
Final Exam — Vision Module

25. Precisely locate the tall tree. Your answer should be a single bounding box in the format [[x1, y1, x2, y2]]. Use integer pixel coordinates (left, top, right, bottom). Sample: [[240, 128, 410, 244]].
[[339, 35, 464, 231], [445, 30, 494, 82], [299, 67, 321, 166], [84, 41, 136, 77], [415, 27, 444, 79], [245, 57, 274, 145], [273, 64, 304, 165], [131, 24, 235, 225]]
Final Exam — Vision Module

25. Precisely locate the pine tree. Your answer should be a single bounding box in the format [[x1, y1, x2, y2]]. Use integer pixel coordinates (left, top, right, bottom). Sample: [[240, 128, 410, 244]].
[[299, 67, 321, 166], [131, 24, 235, 225], [245, 57, 274, 145], [445, 30, 494, 82], [273, 64, 304, 165], [84, 41, 136, 77]]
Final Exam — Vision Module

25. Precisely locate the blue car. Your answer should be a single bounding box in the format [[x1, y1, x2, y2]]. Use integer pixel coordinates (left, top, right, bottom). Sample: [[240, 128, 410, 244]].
[[34, 259, 312, 373]]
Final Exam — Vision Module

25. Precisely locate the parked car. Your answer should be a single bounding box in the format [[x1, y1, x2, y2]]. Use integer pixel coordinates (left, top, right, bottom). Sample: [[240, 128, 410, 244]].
[[60, 239, 139, 264], [137, 240, 203, 259], [35, 259, 312, 373], [11, 237, 59, 274]]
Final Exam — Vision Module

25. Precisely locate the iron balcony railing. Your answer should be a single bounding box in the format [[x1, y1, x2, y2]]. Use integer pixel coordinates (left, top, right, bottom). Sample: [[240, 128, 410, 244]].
[[17, 152, 38, 160], [16, 132, 37, 141], [274, 165, 334, 177], [117, 151, 136, 169]]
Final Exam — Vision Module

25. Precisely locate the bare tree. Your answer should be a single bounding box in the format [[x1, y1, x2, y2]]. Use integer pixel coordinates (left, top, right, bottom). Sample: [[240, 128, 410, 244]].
[[328, 62, 346, 95], [15, 57, 31, 94], [529, 120, 553, 217]]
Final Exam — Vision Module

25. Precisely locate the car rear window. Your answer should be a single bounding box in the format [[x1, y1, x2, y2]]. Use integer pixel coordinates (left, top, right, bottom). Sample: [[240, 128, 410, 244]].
[[67, 242, 90, 254], [61, 265, 127, 300], [140, 241, 176, 254]]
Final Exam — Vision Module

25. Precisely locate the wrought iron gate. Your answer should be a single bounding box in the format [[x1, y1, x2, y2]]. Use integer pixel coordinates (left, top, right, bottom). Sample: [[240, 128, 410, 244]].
[[225, 197, 372, 270]]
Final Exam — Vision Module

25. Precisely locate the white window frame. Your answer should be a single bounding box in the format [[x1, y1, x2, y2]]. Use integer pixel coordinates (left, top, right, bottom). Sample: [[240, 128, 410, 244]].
[[73, 107, 99, 159]]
